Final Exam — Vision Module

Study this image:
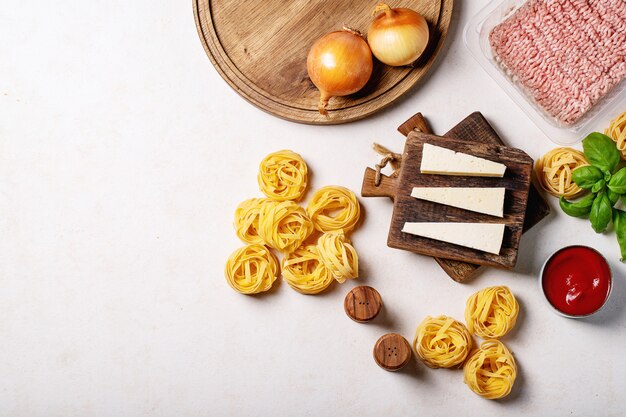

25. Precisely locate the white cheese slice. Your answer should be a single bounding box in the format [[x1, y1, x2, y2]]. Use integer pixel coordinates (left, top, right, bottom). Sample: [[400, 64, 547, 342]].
[[411, 187, 505, 217], [420, 143, 507, 177], [402, 222, 505, 255]]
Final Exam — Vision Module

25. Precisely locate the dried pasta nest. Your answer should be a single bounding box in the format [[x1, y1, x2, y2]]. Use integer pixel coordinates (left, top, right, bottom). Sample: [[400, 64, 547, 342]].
[[413, 315, 473, 368], [606, 111, 626, 159], [258, 200, 314, 254], [281, 245, 333, 294], [226, 150, 363, 296], [535, 147, 588, 198], [225, 244, 278, 295], [258, 150, 308, 201], [307, 185, 361, 234], [316, 232, 358, 283], [465, 286, 519, 339], [464, 340, 517, 400], [233, 198, 271, 245]]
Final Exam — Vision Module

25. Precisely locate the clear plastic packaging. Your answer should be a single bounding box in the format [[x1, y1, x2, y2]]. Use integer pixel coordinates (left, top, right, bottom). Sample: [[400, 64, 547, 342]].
[[464, 0, 626, 145]]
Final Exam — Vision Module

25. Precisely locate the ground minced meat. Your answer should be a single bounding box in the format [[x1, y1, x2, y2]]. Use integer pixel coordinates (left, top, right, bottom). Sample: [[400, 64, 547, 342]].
[[489, 0, 626, 126]]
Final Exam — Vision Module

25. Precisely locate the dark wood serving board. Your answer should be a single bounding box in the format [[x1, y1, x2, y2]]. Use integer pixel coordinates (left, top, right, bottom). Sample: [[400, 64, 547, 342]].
[[362, 112, 549, 279], [193, 0, 453, 124], [387, 133, 532, 268]]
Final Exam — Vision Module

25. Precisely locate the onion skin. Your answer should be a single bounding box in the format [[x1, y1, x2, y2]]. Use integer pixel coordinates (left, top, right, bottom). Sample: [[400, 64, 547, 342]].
[[368, 3, 429, 67], [307, 29, 373, 116]]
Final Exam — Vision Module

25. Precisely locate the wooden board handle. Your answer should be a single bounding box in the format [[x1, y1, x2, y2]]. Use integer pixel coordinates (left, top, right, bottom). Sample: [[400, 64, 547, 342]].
[[361, 112, 431, 201], [361, 167, 398, 200], [397, 112, 433, 136]]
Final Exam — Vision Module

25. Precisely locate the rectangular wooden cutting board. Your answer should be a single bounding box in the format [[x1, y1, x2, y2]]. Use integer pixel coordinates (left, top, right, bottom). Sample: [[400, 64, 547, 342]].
[[362, 112, 549, 278], [387, 133, 532, 268], [407, 113, 550, 280]]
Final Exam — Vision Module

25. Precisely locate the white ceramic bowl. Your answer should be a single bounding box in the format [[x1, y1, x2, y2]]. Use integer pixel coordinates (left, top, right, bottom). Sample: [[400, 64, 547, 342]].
[[538, 245, 613, 319]]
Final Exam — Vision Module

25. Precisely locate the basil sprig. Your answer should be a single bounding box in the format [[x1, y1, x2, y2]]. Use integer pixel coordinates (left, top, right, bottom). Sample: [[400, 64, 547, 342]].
[[572, 165, 603, 189], [589, 191, 612, 233], [613, 210, 626, 261], [582, 132, 620, 174], [559, 194, 594, 217], [560, 132, 626, 260], [608, 167, 626, 194]]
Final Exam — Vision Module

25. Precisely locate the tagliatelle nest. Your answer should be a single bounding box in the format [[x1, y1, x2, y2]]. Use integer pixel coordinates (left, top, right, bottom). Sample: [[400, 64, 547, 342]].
[[465, 286, 519, 339], [464, 340, 517, 400], [316, 232, 358, 283], [233, 198, 271, 245], [225, 244, 278, 295], [281, 245, 333, 294], [258, 200, 313, 254], [606, 111, 626, 159], [413, 315, 473, 369], [226, 149, 365, 296], [258, 150, 308, 201], [307, 185, 361, 234], [535, 147, 589, 198]]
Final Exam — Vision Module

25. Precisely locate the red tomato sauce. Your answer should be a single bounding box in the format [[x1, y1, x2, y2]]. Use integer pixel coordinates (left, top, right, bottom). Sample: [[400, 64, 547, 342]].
[[542, 246, 611, 316]]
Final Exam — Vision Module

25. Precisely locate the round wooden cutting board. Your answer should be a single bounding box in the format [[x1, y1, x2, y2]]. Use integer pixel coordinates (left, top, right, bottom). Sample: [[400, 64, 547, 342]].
[[194, 0, 454, 124]]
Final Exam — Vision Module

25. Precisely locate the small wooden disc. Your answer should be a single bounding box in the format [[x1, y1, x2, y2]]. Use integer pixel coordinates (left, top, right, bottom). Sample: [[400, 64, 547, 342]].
[[344, 286, 382, 323], [373, 333, 412, 372]]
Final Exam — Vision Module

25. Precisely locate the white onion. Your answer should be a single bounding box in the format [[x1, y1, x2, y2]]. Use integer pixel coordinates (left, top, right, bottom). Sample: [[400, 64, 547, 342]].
[[367, 3, 429, 67]]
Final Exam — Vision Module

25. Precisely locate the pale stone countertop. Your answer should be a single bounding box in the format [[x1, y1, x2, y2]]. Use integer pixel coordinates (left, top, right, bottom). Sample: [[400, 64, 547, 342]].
[[1, 0, 624, 416]]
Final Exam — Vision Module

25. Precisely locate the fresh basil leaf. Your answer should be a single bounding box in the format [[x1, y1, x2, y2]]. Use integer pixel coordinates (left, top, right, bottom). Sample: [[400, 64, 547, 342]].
[[559, 194, 595, 218], [572, 165, 604, 189], [608, 167, 626, 194], [605, 170, 612, 182], [589, 191, 612, 233], [608, 189, 620, 205], [591, 179, 606, 193], [583, 132, 620, 174], [614, 209, 626, 262]]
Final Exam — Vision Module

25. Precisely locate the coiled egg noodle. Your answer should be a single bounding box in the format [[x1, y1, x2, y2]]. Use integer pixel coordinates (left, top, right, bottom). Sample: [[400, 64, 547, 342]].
[[606, 111, 626, 159], [464, 340, 517, 400], [258, 200, 313, 254], [281, 245, 333, 294], [258, 150, 308, 201], [413, 315, 473, 368], [465, 286, 519, 339], [225, 244, 278, 295], [234, 198, 270, 245], [316, 232, 358, 283], [306, 186, 361, 234], [534, 147, 588, 198]]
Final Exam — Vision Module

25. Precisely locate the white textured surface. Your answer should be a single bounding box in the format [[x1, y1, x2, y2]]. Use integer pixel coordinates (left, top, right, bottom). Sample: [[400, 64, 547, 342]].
[[1, 1, 624, 416]]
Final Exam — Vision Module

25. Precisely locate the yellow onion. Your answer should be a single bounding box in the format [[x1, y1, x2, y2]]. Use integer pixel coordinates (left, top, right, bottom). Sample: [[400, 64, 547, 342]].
[[307, 27, 373, 116], [368, 3, 429, 67]]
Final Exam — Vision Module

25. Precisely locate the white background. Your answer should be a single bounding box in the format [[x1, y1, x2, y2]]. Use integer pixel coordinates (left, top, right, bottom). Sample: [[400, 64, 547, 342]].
[[1, 0, 625, 416]]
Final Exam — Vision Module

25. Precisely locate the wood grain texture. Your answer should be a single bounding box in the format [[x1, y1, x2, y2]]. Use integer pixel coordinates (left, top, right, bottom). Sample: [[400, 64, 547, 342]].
[[397, 112, 432, 136], [388, 133, 533, 268], [399, 114, 550, 235], [373, 333, 412, 372], [193, 0, 454, 124], [362, 112, 550, 281], [430, 113, 551, 279], [362, 168, 398, 200], [344, 286, 383, 323]]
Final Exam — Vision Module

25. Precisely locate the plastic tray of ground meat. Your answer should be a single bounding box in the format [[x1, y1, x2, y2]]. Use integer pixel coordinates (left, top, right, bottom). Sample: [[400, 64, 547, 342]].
[[464, 0, 626, 145]]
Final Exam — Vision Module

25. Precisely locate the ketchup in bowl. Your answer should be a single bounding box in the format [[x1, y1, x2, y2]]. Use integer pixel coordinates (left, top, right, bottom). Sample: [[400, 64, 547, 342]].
[[541, 246, 612, 317]]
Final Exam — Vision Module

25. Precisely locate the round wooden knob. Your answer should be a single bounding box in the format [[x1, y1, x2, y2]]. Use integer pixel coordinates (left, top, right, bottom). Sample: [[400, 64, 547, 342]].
[[344, 286, 383, 323], [373, 333, 412, 372]]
